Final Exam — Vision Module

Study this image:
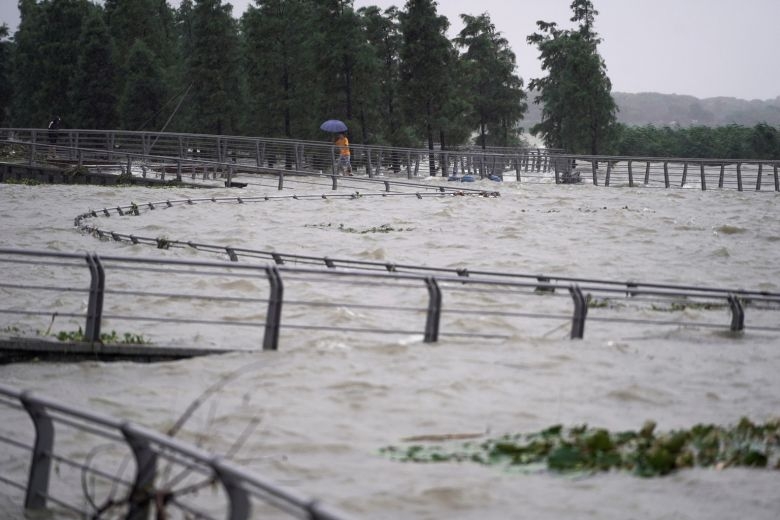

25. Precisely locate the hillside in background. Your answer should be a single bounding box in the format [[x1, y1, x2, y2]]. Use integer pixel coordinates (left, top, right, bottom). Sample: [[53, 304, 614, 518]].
[[522, 91, 780, 129]]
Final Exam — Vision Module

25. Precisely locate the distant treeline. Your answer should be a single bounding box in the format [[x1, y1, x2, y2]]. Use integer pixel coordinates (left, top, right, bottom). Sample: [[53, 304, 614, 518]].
[[610, 123, 780, 160], [0, 0, 526, 151]]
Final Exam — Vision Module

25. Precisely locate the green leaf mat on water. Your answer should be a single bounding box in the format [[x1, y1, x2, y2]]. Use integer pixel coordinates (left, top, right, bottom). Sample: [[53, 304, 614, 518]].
[[380, 419, 780, 477]]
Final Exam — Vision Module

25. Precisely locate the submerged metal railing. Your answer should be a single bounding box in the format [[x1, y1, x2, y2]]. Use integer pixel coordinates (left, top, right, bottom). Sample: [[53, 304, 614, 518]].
[[0, 383, 352, 520], [1, 249, 778, 356], [0, 127, 555, 181], [550, 154, 780, 191]]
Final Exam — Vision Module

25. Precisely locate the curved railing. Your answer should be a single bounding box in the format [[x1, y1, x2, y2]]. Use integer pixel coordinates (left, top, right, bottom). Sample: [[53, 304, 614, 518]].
[[0, 382, 353, 519]]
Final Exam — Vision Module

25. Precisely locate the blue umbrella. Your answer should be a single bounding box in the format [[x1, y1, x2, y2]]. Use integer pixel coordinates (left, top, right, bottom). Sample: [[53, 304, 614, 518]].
[[320, 119, 348, 133]]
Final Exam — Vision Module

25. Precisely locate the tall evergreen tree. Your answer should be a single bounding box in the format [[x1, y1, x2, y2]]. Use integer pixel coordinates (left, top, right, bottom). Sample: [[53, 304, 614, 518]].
[[119, 40, 166, 131], [104, 0, 176, 124], [455, 13, 526, 148], [242, 0, 318, 138], [185, 0, 242, 134], [104, 0, 175, 68], [359, 6, 405, 145], [11, 0, 93, 127], [0, 24, 13, 127], [70, 11, 118, 129], [528, 0, 616, 154], [399, 0, 453, 172]]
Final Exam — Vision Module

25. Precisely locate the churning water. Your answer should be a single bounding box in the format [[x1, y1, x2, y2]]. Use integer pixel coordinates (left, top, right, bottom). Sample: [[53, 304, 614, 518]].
[[0, 172, 779, 519]]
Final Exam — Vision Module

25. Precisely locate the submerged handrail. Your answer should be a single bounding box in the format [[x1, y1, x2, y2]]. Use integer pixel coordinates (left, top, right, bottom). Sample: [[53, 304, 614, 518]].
[[0, 383, 353, 519], [0, 248, 777, 356]]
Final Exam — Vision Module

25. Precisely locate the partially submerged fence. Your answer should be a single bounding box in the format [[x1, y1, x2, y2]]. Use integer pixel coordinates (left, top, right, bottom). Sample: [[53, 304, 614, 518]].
[[551, 154, 780, 191], [1, 248, 778, 356], [0, 382, 353, 520]]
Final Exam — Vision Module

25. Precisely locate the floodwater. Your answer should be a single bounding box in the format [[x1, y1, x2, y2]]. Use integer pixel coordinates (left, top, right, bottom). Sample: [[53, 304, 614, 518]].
[[0, 170, 779, 519]]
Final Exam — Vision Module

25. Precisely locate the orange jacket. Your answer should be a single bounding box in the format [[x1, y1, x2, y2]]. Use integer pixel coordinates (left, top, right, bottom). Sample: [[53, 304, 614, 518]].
[[335, 135, 350, 156]]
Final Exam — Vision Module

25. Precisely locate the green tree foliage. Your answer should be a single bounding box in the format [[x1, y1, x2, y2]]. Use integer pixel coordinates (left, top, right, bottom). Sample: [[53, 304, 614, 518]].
[[70, 11, 118, 129], [104, 0, 175, 69], [119, 40, 166, 131], [455, 13, 527, 149], [528, 0, 617, 154], [242, 0, 319, 139], [0, 24, 13, 127], [2, 0, 540, 148], [311, 1, 361, 127], [184, 0, 243, 135], [359, 6, 414, 147], [11, 0, 94, 127], [611, 123, 780, 159], [399, 0, 454, 171]]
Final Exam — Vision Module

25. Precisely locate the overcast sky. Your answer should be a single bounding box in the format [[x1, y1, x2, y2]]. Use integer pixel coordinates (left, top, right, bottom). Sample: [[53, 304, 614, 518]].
[[1, 0, 778, 100]]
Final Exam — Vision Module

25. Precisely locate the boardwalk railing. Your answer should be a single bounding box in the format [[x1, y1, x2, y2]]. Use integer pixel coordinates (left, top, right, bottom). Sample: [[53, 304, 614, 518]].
[[0, 127, 555, 181], [550, 154, 780, 191], [1, 248, 778, 356], [0, 383, 353, 520], [4, 127, 779, 191]]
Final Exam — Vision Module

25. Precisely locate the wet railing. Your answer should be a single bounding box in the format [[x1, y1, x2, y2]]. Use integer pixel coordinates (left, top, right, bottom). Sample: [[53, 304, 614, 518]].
[[550, 154, 780, 191], [0, 139, 501, 195], [0, 382, 353, 520], [0, 127, 555, 181], [1, 249, 778, 355]]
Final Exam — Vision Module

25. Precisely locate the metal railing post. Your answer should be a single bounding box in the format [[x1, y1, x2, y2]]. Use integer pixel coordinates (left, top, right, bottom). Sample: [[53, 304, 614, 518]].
[[84, 253, 105, 343], [605, 160, 611, 186], [212, 457, 251, 520], [121, 423, 158, 520], [424, 277, 442, 343], [20, 392, 54, 510], [774, 163, 779, 192], [568, 284, 587, 339], [737, 162, 743, 191], [719, 163, 725, 188], [591, 160, 598, 186], [627, 160, 633, 187], [644, 161, 650, 185], [756, 163, 763, 191], [263, 266, 283, 351], [700, 163, 706, 190], [663, 161, 670, 188], [727, 294, 744, 332], [680, 161, 688, 187], [277, 171, 284, 191]]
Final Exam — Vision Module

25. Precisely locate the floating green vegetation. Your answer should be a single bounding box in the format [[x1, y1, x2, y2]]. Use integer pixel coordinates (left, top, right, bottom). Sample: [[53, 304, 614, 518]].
[[0, 143, 26, 160], [380, 419, 780, 477], [63, 165, 88, 178], [305, 223, 413, 234], [55, 327, 150, 345], [3, 177, 42, 186], [651, 300, 728, 312], [116, 169, 134, 184], [586, 294, 611, 308]]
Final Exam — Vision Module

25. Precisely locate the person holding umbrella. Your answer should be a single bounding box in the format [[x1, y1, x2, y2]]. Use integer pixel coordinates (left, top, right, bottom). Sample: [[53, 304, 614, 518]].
[[334, 132, 352, 176], [320, 119, 352, 176]]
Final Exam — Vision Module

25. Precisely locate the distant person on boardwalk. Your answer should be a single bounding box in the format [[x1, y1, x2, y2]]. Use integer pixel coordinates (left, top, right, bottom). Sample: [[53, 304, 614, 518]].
[[47, 115, 61, 145], [334, 132, 352, 176]]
